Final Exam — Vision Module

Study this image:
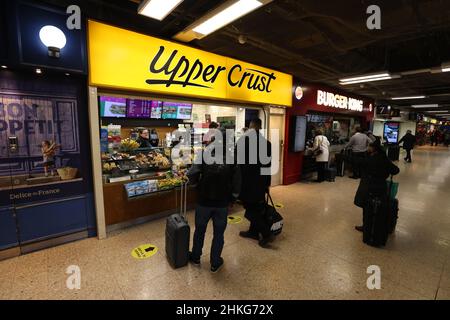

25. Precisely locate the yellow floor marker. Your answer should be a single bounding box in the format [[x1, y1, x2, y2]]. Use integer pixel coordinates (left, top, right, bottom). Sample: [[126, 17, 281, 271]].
[[227, 215, 243, 224], [275, 203, 284, 209], [131, 244, 158, 259]]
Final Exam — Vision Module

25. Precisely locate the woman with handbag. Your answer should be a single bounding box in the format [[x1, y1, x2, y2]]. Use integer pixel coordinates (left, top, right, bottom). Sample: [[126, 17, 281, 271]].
[[312, 130, 330, 182]]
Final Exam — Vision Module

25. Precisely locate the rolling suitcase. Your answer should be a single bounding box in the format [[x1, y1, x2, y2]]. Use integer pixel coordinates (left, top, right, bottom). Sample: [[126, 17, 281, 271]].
[[165, 182, 190, 269], [363, 195, 389, 247]]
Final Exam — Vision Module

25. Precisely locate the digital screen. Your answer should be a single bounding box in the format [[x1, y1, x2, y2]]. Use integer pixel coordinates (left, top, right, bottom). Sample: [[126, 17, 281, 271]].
[[126, 99, 152, 118], [162, 102, 192, 120], [126, 99, 162, 119], [292, 116, 307, 152], [150, 101, 162, 119], [384, 122, 400, 144], [99, 96, 126, 118]]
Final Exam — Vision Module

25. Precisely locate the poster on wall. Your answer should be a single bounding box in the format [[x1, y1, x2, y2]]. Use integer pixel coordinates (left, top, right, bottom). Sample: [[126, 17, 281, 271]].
[[0, 94, 81, 182]]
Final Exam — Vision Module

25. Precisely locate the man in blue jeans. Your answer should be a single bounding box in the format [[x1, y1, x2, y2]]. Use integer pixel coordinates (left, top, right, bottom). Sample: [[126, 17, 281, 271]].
[[187, 129, 241, 273]]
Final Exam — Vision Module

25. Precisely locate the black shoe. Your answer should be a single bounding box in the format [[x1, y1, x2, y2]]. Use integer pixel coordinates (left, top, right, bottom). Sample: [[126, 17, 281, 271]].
[[189, 252, 200, 265], [211, 258, 224, 273], [258, 236, 273, 248], [355, 226, 363, 232], [239, 231, 259, 240]]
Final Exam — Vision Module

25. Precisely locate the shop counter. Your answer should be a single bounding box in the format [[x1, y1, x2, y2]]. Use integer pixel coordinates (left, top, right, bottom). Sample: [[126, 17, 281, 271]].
[[103, 177, 197, 226]]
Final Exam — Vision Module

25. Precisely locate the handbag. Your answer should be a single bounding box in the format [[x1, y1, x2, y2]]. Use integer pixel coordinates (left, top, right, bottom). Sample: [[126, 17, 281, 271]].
[[264, 192, 284, 235]]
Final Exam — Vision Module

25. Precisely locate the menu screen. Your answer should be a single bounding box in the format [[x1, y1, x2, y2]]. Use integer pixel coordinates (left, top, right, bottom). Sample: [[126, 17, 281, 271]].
[[162, 102, 192, 120], [126, 99, 152, 118], [99, 96, 126, 117], [151, 101, 162, 119]]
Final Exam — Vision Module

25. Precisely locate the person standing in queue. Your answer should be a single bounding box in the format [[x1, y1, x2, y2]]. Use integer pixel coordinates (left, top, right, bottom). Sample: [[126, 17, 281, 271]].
[[237, 118, 273, 248], [352, 141, 400, 232], [311, 130, 330, 183], [187, 129, 241, 273], [136, 129, 152, 148], [345, 126, 371, 179], [398, 130, 416, 163]]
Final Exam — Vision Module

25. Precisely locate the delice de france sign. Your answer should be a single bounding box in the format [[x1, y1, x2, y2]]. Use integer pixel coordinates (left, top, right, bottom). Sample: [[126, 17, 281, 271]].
[[87, 21, 293, 107], [317, 89, 364, 112]]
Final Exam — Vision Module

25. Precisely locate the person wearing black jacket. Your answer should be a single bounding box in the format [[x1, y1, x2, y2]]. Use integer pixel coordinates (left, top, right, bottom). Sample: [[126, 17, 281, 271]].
[[236, 118, 273, 248], [136, 129, 152, 148], [398, 130, 416, 163], [187, 129, 241, 273], [351, 141, 400, 232]]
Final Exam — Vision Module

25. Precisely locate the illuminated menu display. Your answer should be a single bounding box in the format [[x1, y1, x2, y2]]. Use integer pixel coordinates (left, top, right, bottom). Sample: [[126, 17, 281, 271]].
[[126, 99, 162, 119]]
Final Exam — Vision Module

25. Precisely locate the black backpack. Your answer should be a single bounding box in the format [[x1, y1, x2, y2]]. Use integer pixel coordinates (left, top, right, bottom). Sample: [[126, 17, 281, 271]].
[[198, 161, 233, 203]]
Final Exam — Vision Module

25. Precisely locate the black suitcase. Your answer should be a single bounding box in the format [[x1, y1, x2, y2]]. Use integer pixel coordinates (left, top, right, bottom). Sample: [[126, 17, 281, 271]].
[[387, 198, 399, 234], [363, 195, 389, 247], [165, 182, 190, 269], [387, 145, 400, 161], [325, 167, 337, 182]]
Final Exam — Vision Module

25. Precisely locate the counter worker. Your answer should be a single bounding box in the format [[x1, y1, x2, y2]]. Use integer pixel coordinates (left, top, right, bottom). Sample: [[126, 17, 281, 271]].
[[149, 129, 159, 147], [136, 128, 152, 148]]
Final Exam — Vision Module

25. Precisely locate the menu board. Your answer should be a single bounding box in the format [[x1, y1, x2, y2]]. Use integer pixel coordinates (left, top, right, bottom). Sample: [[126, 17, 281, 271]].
[[384, 122, 400, 144], [176, 104, 192, 120], [162, 102, 192, 120], [150, 101, 162, 119], [126, 99, 152, 118], [99, 96, 126, 117]]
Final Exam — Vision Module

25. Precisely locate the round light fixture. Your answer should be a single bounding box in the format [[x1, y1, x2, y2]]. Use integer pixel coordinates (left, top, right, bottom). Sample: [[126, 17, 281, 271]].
[[39, 25, 66, 58], [294, 86, 303, 100]]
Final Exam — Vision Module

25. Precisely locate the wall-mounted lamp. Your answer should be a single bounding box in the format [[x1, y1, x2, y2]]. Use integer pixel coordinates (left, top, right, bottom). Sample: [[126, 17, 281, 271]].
[[39, 25, 66, 58]]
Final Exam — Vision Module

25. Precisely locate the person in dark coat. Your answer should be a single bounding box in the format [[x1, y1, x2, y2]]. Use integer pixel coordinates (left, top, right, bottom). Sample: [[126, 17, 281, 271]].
[[352, 141, 400, 232], [187, 129, 241, 273], [398, 130, 416, 163], [236, 118, 273, 248]]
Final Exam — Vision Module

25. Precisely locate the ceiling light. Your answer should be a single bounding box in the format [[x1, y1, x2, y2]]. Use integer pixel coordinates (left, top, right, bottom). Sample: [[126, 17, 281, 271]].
[[340, 76, 393, 85], [340, 73, 391, 83], [39, 25, 66, 58], [193, 0, 263, 36], [427, 110, 449, 113], [173, 0, 272, 42], [138, 0, 184, 21], [442, 63, 450, 72], [411, 104, 439, 108], [65, 73, 70, 76], [1, 65, 7, 69], [36, 68, 42, 74], [391, 96, 426, 100]]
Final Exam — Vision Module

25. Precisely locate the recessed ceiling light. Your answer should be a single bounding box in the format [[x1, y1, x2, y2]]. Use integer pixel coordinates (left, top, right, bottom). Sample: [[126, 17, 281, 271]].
[[340, 76, 394, 85], [391, 96, 426, 100], [1, 65, 7, 69], [138, 0, 184, 21], [36, 68, 42, 74], [427, 110, 449, 113], [65, 73, 70, 76], [340, 73, 390, 83], [442, 63, 450, 72]]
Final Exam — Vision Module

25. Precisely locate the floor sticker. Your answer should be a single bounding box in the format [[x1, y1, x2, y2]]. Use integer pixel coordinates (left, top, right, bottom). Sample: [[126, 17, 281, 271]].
[[227, 215, 243, 224], [131, 244, 158, 259], [275, 203, 284, 209]]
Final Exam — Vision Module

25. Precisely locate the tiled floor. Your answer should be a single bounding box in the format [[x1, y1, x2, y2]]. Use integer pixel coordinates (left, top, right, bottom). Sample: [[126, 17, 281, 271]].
[[1, 146, 450, 300]]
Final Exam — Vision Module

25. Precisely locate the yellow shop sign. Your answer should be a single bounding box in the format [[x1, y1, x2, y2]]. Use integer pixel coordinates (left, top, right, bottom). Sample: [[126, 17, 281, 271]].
[[88, 21, 292, 107]]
